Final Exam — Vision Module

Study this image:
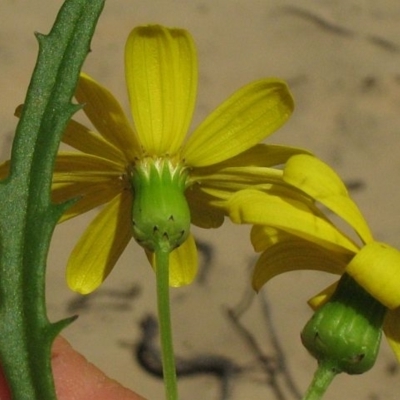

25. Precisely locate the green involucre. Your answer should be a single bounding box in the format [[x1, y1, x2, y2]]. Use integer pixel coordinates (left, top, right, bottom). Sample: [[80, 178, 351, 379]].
[[130, 158, 191, 253], [301, 273, 387, 375]]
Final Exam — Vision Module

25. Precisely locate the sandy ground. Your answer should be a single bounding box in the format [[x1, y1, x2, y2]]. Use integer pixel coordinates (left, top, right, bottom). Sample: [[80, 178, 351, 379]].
[[2, 1, 400, 399]]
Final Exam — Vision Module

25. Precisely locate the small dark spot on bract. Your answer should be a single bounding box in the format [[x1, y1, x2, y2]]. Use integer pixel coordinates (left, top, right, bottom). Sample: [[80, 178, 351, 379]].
[[349, 353, 364, 364]]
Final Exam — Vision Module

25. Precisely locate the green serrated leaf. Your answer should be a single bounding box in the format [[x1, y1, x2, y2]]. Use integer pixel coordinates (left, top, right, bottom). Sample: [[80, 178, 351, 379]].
[[0, 0, 104, 398]]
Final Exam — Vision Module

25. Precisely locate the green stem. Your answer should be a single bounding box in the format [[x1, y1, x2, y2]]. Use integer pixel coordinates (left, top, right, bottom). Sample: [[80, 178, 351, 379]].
[[154, 248, 178, 400], [302, 361, 337, 400]]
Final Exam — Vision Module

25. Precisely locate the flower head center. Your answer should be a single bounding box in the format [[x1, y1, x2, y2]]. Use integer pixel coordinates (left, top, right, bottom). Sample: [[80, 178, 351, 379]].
[[130, 157, 191, 253]]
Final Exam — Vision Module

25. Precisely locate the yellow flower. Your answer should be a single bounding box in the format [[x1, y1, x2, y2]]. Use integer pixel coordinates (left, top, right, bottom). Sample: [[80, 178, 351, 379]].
[[226, 153, 400, 361], [44, 25, 302, 294]]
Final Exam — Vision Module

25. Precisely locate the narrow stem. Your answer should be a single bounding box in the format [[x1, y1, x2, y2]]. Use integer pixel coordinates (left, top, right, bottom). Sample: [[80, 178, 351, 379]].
[[302, 361, 337, 400], [154, 248, 178, 400]]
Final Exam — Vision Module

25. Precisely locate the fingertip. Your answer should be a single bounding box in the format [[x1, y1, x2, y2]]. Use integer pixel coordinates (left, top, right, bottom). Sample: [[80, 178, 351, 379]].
[[52, 336, 146, 400]]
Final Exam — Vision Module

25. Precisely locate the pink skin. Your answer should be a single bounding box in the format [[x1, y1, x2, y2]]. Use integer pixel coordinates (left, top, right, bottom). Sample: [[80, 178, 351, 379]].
[[0, 337, 146, 400]]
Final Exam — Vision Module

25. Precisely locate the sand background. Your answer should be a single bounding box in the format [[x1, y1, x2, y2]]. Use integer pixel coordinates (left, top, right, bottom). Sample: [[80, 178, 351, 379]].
[[2, 1, 400, 399]]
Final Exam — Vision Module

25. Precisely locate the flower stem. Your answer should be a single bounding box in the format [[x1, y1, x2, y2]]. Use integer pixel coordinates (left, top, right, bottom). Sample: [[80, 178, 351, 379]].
[[302, 361, 337, 400], [155, 248, 178, 400]]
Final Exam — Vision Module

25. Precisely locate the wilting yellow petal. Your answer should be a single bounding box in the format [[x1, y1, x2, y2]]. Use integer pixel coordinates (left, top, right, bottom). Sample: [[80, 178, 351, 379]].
[[283, 154, 373, 244], [169, 233, 198, 286], [75, 73, 141, 161], [346, 241, 400, 309], [125, 25, 197, 156], [252, 239, 346, 291], [383, 309, 400, 362], [183, 79, 294, 167], [66, 192, 132, 294], [227, 189, 359, 253]]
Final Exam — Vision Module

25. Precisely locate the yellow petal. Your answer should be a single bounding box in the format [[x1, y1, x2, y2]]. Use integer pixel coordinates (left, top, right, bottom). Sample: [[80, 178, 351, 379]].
[[54, 152, 124, 175], [66, 192, 132, 294], [125, 25, 197, 156], [346, 241, 400, 309], [251, 225, 295, 252], [308, 282, 338, 310], [53, 180, 125, 223], [16, 103, 126, 164], [191, 165, 283, 189], [52, 153, 126, 222], [146, 233, 198, 286], [227, 189, 359, 253], [169, 233, 198, 286], [183, 79, 294, 167], [75, 73, 141, 161], [63, 119, 126, 164], [185, 185, 225, 228], [191, 144, 311, 170], [283, 154, 373, 244], [202, 179, 309, 204], [383, 309, 400, 362], [252, 240, 346, 291], [227, 143, 311, 168]]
